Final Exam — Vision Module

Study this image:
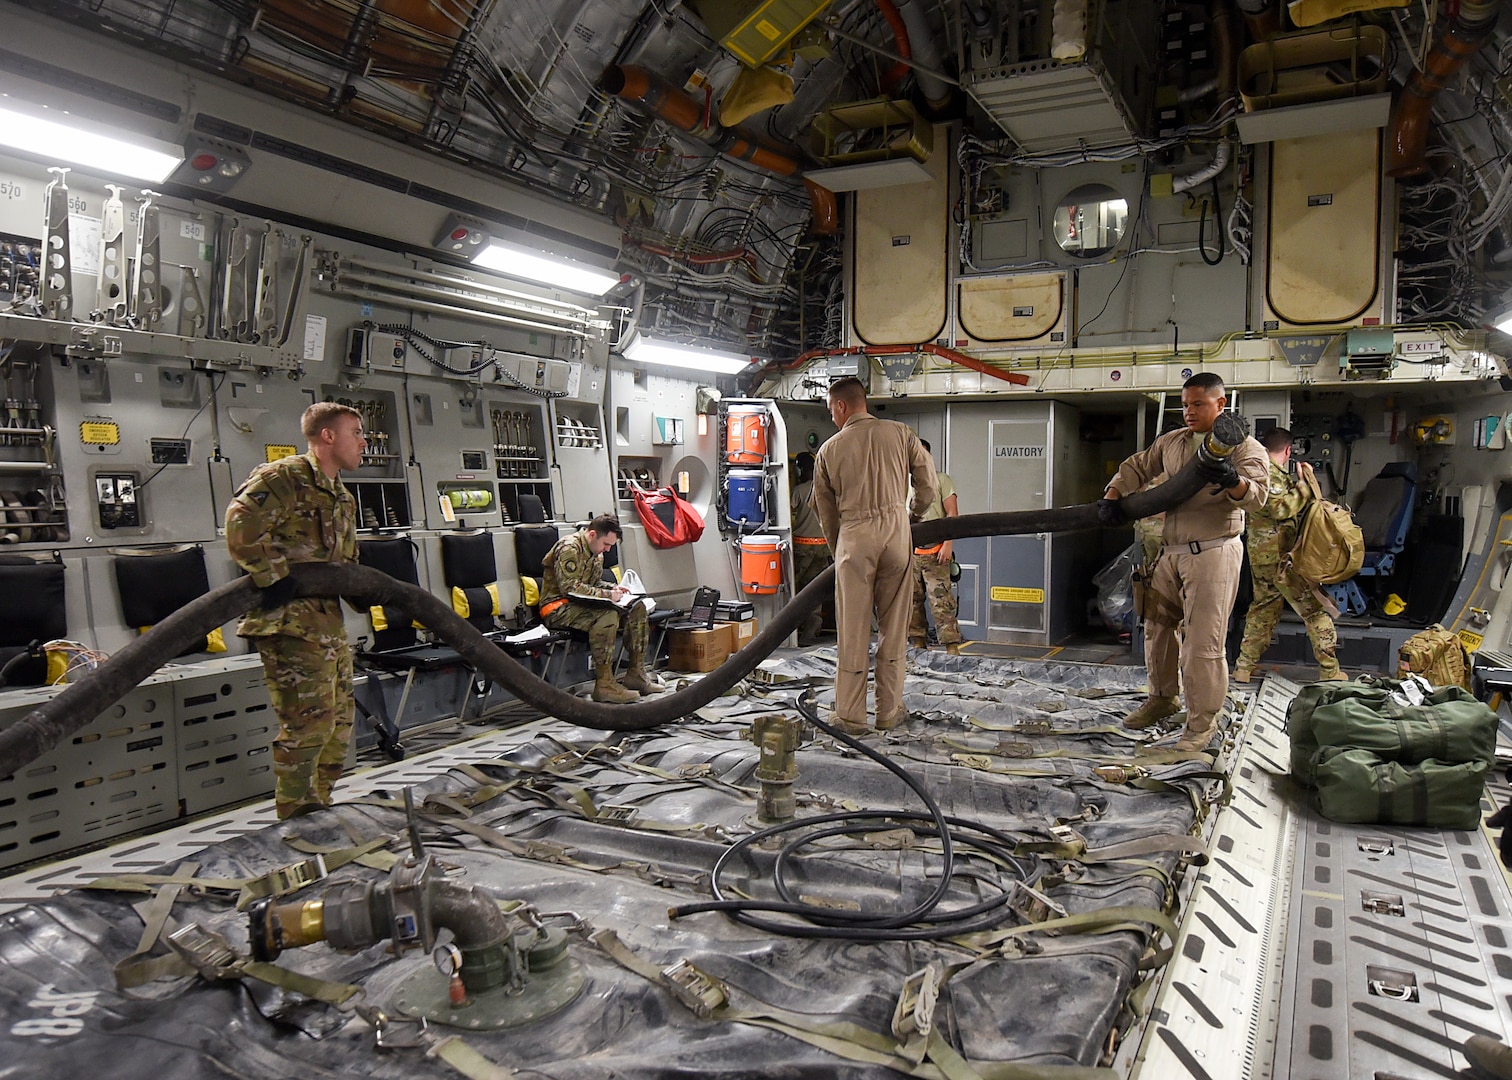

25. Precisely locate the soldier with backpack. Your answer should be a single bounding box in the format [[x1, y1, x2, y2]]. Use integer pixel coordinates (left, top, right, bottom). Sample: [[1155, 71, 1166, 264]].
[[1235, 427, 1346, 683]]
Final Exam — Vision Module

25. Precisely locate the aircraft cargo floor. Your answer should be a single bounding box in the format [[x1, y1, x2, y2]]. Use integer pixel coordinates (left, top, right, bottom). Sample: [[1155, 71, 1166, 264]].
[[0, 650, 1508, 1079]]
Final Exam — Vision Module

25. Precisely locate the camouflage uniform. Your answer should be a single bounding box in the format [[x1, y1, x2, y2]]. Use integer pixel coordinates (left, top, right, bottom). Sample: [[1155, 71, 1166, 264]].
[[1237, 460, 1340, 677], [790, 476, 832, 640], [225, 452, 357, 819], [541, 530, 650, 671], [908, 472, 962, 645]]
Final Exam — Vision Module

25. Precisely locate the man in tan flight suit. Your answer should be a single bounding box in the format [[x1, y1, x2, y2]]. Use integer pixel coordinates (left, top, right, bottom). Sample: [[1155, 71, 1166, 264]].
[[1101, 373, 1269, 751], [813, 377, 937, 735]]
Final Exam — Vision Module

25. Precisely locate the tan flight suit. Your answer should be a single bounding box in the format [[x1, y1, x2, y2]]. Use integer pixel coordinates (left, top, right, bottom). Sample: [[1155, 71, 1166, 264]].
[[813, 414, 936, 730], [1108, 429, 1269, 735]]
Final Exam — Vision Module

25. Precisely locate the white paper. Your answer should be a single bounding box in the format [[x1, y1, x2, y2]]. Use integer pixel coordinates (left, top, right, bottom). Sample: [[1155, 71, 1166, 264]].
[[303, 313, 327, 361], [503, 624, 552, 644], [69, 213, 102, 277]]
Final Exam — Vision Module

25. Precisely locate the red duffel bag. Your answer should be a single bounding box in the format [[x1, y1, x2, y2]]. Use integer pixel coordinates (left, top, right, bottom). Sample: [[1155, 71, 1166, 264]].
[[631, 484, 705, 548]]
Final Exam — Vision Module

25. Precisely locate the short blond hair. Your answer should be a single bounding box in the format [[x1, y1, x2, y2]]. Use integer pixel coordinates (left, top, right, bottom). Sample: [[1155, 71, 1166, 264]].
[[302, 401, 361, 441]]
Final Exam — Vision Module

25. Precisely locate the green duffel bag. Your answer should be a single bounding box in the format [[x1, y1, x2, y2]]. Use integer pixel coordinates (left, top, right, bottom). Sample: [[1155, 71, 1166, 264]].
[[1309, 693, 1496, 771], [1313, 747, 1490, 829], [1288, 680, 1394, 785]]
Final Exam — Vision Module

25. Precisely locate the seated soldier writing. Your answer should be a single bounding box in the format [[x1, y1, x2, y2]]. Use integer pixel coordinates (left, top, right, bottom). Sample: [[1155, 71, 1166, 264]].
[[540, 514, 666, 703]]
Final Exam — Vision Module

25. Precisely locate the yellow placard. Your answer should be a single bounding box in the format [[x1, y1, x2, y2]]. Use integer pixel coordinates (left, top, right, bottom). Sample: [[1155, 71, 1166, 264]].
[[265, 444, 298, 463], [991, 586, 1045, 604], [79, 421, 120, 445], [1458, 629, 1484, 653]]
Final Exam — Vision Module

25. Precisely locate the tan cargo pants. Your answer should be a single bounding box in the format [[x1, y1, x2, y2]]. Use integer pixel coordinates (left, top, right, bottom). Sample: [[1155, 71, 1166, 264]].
[[1143, 536, 1243, 730], [834, 508, 913, 729]]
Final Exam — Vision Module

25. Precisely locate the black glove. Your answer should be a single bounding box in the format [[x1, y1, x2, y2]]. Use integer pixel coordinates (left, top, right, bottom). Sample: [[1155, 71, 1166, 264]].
[[1194, 450, 1240, 494], [1095, 498, 1127, 527], [257, 576, 299, 611], [1489, 803, 1512, 868]]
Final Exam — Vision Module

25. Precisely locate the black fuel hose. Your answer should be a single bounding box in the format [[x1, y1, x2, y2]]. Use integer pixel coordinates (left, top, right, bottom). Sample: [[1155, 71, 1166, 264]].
[[668, 689, 1042, 940], [0, 416, 1248, 775]]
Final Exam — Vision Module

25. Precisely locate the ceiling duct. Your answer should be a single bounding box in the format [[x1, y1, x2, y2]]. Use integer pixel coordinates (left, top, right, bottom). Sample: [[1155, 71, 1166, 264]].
[[959, 0, 1160, 152]]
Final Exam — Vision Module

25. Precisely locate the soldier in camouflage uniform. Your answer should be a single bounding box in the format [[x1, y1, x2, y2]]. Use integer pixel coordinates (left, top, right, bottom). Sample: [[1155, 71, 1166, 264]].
[[790, 452, 832, 644], [225, 402, 363, 819], [908, 439, 963, 653], [1235, 427, 1344, 682], [540, 514, 665, 703]]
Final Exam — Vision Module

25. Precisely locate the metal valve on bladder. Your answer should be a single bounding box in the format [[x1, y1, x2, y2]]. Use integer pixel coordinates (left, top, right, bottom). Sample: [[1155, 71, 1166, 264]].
[[246, 788, 513, 995], [246, 850, 517, 995], [750, 713, 803, 823]]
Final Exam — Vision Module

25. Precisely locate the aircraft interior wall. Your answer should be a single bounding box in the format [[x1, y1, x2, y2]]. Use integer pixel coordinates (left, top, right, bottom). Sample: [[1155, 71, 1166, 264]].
[[966, 155, 1257, 348], [0, 147, 773, 683]]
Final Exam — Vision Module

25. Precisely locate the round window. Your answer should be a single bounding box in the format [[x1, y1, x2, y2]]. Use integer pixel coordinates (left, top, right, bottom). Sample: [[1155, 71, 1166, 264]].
[[1052, 184, 1129, 258]]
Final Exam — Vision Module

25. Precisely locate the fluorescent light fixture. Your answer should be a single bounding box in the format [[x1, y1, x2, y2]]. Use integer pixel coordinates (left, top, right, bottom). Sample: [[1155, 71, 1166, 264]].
[[623, 333, 752, 375], [0, 102, 183, 183], [1495, 308, 1512, 336], [473, 239, 621, 296]]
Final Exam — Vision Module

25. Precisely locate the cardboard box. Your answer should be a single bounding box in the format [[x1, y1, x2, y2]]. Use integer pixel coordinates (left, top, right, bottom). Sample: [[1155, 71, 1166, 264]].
[[729, 617, 758, 651], [668, 624, 733, 672]]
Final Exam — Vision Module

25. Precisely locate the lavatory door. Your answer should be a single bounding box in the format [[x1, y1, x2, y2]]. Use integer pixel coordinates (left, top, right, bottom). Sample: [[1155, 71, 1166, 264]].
[[985, 417, 1052, 640]]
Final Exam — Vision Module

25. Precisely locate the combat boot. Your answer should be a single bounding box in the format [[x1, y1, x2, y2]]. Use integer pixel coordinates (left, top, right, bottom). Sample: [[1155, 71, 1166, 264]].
[[591, 674, 639, 704], [876, 709, 911, 730], [1175, 717, 1217, 753], [622, 667, 667, 695], [1232, 665, 1254, 684], [909, 636, 928, 649], [945, 642, 963, 656], [1466, 1035, 1512, 1080], [1317, 664, 1348, 682], [1123, 695, 1181, 730]]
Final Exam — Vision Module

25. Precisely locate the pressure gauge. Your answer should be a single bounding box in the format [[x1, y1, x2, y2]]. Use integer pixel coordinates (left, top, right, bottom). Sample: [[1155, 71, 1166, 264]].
[[432, 943, 462, 977]]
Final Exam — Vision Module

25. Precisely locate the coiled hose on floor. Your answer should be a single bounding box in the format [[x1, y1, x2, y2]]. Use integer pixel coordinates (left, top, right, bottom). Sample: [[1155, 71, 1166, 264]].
[[0, 415, 1246, 776], [668, 689, 1043, 939]]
